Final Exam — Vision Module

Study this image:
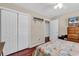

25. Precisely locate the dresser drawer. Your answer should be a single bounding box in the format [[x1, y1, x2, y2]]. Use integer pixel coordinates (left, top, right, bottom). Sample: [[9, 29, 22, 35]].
[[67, 27, 75, 34], [68, 38, 79, 43], [75, 27, 79, 33], [68, 34, 79, 39], [68, 30, 75, 34], [67, 27, 75, 31]]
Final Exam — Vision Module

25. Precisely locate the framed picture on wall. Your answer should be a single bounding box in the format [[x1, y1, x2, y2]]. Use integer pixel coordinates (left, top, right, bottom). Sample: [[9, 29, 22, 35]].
[[68, 16, 78, 23], [68, 16, 79, 26]]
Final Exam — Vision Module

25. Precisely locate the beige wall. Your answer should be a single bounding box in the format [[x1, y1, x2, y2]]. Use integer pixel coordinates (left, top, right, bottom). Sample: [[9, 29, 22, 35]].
[[59, 10, 79, 36]]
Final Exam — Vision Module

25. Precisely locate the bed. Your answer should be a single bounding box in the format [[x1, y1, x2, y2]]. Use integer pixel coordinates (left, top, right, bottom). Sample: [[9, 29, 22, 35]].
[[34, 39, 79, 56]]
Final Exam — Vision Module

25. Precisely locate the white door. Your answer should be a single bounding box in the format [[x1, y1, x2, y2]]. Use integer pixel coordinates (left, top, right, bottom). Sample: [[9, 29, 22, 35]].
[[45, 21, 50, 37], [31, 19, 44, 47], [50, 19, 59, 40], [18, 13, 29, 50], [1, 10, 17, 55]]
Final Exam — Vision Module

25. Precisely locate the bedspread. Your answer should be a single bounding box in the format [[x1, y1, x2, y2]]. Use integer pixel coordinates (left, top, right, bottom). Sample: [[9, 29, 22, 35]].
[[34, 39, 79, 56]]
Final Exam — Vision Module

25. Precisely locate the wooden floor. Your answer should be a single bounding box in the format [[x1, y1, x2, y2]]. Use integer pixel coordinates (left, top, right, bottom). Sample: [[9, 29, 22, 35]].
[[7, 47, 36, 56]]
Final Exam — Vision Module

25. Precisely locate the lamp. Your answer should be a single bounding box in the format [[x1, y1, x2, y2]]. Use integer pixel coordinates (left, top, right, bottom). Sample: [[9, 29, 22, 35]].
[[54, 3, 63, 9]]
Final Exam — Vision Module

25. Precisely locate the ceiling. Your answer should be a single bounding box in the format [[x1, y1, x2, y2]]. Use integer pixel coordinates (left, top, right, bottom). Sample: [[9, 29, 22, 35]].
[[16, 3, 79, 19]]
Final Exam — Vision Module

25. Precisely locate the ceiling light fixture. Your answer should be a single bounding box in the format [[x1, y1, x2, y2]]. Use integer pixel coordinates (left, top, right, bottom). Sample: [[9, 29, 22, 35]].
[[54, 3, 63, 9]]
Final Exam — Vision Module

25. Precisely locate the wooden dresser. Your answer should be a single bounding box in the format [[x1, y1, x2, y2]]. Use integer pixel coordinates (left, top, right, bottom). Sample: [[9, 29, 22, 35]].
[[67, 27, 79, 43]]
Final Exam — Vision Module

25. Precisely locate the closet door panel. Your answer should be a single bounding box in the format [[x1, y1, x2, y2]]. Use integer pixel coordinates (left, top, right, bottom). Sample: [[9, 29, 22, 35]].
[[31, 19, 44, 47], [1, 10, 17, 55], [18, 13, 29, 50]]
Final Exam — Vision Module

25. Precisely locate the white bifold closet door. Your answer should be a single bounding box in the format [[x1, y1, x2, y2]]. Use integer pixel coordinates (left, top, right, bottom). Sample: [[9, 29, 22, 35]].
[[50, 19, 59, 40], [31, 19, 44, 47], [45, 21, 50, 37], [1, 10, 17, 55], [18, 13, 29, 50]]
